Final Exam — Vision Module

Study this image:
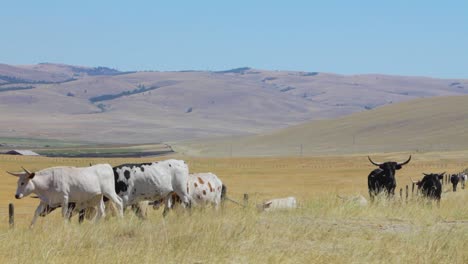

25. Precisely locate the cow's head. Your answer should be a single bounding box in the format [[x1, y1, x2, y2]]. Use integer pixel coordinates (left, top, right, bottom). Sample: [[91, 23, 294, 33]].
[[7, 167, 36, 199], [368, 155, 411, 184]]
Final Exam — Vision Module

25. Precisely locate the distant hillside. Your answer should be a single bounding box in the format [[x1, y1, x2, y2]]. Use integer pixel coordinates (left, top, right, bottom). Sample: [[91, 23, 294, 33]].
[[0, 63, 467, 144], [176, 96, 468, 156]]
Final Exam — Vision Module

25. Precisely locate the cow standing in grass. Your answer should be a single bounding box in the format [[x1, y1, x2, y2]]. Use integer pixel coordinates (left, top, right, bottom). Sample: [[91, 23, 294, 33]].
[[8, 164, 123, 227], [459, 173, 467, 189], [367, 155, 411, 201], [410, 172, 444, 203], [112, 159, 191, 217], [152, 172, 226, 213], [450, 174, 460, 192]]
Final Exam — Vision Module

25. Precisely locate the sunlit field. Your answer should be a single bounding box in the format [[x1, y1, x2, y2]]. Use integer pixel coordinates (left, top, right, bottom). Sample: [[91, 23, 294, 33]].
[[0, 152, 467, 263]]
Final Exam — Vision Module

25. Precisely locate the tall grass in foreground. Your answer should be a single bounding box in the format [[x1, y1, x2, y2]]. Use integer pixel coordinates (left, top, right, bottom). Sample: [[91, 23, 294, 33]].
[[1, 193, 468, 264]]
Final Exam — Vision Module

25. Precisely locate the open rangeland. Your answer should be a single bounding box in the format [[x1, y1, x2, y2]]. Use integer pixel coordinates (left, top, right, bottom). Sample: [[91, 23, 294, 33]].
[[0, 151, 467, 263]]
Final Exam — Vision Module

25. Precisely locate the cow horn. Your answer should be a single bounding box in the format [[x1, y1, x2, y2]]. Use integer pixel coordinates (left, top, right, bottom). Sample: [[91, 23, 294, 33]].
[[440, 172, 446, 176], [409, 176, 418, 184], [397, 155, 411, 166], [21, 166, 32, 175], [6, 171, 23, 177], [368, 156, 382, 166]]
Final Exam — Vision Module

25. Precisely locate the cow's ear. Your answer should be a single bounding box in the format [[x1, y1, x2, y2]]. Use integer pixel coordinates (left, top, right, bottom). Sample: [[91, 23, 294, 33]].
[[28, 173, 35, 179], [395, 164, 402, 170], [438, 175, 444, 180]]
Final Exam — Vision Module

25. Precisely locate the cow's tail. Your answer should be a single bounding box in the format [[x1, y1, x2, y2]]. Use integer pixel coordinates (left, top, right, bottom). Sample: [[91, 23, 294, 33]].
[[221, 184, 227, 201]]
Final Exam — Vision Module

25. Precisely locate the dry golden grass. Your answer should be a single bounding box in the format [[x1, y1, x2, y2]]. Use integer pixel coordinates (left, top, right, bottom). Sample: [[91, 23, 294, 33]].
[[0, 151, 467, 263]]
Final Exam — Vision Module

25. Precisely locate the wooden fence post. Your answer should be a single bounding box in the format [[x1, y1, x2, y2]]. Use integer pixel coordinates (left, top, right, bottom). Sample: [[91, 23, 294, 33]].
[[9, 203, 14, 228], [243, 194, 249, 207], [406, 185, 409, 202], [399, 188, 402, 200], [412, 183, 415, 197]]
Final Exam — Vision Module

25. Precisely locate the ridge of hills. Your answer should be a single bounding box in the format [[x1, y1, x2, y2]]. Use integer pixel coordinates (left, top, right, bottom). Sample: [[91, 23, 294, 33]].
[[0, 63, 467, 144], [175, 95, 468, 156]]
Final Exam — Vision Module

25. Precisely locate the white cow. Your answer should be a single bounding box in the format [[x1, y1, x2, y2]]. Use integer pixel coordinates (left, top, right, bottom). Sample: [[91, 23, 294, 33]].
[[257, 196, 297, 212], [8, 164, 123, 227], [112, 159, 191, 216], [460, 173, 467, 189], [153, 172, 226, 210]]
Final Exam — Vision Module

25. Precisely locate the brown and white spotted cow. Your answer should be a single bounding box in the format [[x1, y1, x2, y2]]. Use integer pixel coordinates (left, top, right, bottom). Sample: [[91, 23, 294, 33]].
[[153, 172, 226, 212]]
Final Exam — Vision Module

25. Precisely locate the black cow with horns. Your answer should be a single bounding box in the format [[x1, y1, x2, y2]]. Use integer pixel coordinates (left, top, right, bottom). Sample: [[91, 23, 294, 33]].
[[367, 155, 411, 201], [410, 172, 445, 203]]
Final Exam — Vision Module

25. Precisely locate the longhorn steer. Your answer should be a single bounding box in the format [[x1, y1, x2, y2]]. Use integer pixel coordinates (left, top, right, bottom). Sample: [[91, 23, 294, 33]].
[[367, 155, 411, 201], [8, 164, 123, 227]]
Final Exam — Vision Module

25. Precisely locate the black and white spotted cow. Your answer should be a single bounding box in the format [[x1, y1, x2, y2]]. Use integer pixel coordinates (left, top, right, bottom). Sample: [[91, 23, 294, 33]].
[[112, 159, 191, 217]]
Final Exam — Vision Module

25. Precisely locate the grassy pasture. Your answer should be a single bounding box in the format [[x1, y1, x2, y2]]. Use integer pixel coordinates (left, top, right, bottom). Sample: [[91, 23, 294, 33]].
[[0, 151, 467, 263]]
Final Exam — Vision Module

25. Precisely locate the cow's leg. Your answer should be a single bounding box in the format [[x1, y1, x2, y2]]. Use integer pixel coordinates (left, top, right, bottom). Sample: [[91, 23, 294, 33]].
[[62, 196, 70, 220], [95, 197, 106, 222], [131, 202, 147, 219], [163, 193, 175, 217], [78, 210, 85, 223], [103, 192, 124, 218], [30, 202, 47, 228], [67, 203, 76, 221], [172, 171, 191, 209]]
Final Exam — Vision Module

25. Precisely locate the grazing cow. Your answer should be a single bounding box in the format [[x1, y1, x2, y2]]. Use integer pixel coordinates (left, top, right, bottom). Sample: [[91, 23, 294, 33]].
[[410, 172, 445, 203], [367, 155, 411, 201], [152, 172, 226, 211], [8, 164, 123, 227], [257, 197, 297, 212], [112, 159, 191, 217], [450, 174, 460, 192], [459, 173, 467, 189]]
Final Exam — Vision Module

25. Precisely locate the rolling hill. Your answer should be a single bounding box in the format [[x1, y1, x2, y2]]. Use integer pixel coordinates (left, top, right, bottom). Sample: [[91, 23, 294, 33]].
[[0, 63, 467, 144], [175, 95, 468, 156]]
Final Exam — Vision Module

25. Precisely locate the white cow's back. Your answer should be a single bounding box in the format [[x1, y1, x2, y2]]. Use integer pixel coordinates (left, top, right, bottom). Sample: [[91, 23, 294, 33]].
[[259, 196, 297, 212], [113, 159, 190, 207]]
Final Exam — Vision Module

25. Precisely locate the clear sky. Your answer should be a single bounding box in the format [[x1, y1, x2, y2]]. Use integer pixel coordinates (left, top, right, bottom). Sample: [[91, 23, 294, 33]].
[[1, 0, 467, 78]]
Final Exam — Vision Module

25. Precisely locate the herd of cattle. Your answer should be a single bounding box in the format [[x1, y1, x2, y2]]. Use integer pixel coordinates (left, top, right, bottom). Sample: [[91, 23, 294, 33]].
[[7, 160, 228, 227], [7, 159, 297, 227], [367, 155, 467, 203], [6, 155, 467, 227]]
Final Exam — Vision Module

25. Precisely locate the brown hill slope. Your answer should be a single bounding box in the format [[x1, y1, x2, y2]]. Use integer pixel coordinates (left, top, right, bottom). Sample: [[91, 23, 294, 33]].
[[176, 96, 468, 156], [0, 63, 467, 143]]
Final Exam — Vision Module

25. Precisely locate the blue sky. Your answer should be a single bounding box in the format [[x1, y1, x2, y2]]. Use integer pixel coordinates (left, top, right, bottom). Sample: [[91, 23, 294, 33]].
[[1, 1, 467, 78]]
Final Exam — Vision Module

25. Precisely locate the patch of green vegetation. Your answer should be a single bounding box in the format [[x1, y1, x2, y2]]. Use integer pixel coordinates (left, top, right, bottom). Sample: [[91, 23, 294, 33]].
[[0, 137, 84, 148], [36, 147, 173, 158]]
